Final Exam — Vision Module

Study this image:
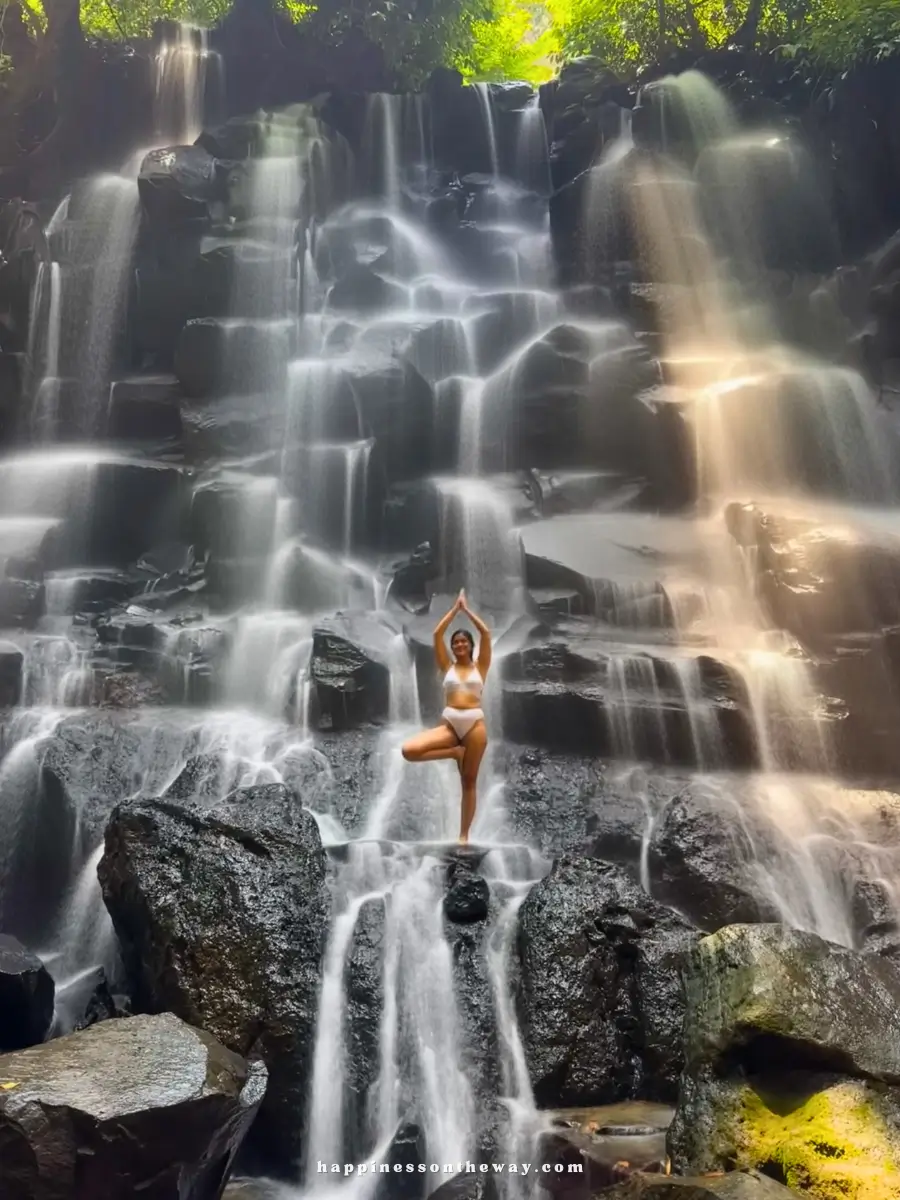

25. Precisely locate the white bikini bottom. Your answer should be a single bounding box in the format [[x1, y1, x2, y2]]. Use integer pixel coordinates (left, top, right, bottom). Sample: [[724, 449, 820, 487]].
[[442, 707, 485, 740]]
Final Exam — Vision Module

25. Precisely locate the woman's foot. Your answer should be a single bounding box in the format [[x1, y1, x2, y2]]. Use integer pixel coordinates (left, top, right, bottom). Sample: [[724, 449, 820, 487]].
[[457, 834, 469, 845], [452, 746, 465, 773]]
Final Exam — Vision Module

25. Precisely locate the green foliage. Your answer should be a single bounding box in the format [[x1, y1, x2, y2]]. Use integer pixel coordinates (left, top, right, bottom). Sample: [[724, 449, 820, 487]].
[[76, 0, 228, 39], [4, 0, 900, 90], [800, 0, 900, 66], [452, 0, 560, 83], [545, 0, 900, 74]]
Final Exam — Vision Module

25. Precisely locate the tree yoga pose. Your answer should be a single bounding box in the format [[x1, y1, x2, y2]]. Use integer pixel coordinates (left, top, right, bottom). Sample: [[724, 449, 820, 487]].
[[400, 589, 491, 844]]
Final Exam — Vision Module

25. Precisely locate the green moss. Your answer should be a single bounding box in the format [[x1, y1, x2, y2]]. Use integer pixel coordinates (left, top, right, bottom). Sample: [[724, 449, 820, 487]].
[[731, 1079, 900, 1200]]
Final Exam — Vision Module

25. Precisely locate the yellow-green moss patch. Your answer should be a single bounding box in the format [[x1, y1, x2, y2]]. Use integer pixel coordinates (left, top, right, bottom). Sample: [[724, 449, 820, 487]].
[[730, 1078, 900, 1200]]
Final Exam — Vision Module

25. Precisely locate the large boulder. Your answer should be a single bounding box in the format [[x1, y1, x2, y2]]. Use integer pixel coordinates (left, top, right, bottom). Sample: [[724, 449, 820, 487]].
[[678, 924, 900, 1084], [516, 856, 699, 1107], [646, 791, 776, 931], [0, 1011, 266, 1199], [138, 144, 223, 222], [668, 924, 900, 1199], [310, 612, 397, 728], [0, 935, 55, 1050], [191, 237, 295, 320], [98, 789, 330, 1171]]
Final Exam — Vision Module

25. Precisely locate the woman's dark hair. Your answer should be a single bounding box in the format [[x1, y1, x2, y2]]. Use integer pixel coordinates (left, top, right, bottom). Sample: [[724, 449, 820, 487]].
[[451, 628, 475, 653]]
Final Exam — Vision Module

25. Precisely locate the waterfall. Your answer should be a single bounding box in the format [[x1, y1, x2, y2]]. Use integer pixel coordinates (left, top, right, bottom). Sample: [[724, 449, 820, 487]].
[[154, 22, 224, 143], [474, 84, 500, 178], [623, 78, 900, 943], [363, 94, 403, 209], [10, 54, 900, 1200]]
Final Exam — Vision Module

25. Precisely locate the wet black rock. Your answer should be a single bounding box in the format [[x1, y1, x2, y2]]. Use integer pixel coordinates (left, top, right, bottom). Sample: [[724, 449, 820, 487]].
[[646, 792, 776, 931], [107, 375, 184, 443], [516, 856, 699, 1107], [98, 791, 329, 1173], [446, 903, 502, 1128], [500, 629, 756, 771], [138, 144, 223, 222], [375, 1123, 427, 1200], [0, 572, 43, 627], [41, 459, 188, 569], [0, 351, 24, 438], [0, 639, 24, 705], [444, 863, 490, 922], [346, 355, 437, 482], [345, 895, 385, 1155], [160, 621, 230, 705], [160, 753, 223, 802], [429, 1174, 498, 1200], [174, 317, 294, 398], [37, 711, 151, 843], [191, 237, 291, 320], [72, 966, 131, 1031], [0, 935, 55, 1050], [388, 541, 437, 612], [549, 159, 638, 287], [0, 751, 77, 944], [0, 1011, 266, 1200], [310, 612, 396, 728], [328, 264, 408, 313], [96, 609, 165, 651]]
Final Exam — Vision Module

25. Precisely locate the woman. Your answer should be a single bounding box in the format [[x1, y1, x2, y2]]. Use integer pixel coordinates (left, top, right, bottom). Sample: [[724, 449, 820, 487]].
[[401, 589, 491, 844]]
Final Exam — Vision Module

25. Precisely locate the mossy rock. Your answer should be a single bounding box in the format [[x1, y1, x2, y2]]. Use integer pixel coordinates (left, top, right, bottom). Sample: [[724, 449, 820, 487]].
[[681, 924, 900, 1082], [669, 1066, 900, 1200]]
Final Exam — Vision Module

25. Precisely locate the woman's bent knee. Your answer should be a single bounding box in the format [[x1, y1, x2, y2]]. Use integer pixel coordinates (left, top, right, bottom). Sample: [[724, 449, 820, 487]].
[[401, 742, 415, 761]]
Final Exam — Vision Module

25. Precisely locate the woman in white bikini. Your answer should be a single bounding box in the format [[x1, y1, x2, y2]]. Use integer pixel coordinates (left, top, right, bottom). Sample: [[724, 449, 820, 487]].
[[401, 589, 491, 844]]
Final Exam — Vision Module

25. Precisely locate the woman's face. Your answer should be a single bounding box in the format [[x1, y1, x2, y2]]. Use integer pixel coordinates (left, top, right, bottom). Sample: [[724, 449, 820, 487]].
[[451, 632, 472, 663]]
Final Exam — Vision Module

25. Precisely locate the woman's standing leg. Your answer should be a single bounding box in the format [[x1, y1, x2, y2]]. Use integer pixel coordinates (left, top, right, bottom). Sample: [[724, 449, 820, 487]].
[[458, 722, 487, 843]]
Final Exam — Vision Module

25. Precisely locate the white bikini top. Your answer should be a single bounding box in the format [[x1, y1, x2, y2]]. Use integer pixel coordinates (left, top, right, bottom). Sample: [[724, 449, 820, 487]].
[[443, 665, 484, 700]]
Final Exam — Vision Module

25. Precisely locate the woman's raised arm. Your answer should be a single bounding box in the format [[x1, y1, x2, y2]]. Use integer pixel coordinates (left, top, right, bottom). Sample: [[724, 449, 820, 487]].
[[433, 591, 463, 673], [460, 594, 492, 676]]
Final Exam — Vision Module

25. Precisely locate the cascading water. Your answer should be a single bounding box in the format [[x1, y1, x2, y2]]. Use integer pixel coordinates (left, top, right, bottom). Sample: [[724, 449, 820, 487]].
[[154, 22, 224, 143], [621, 74, 900, 942], [8, 49, 900, 1200]]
